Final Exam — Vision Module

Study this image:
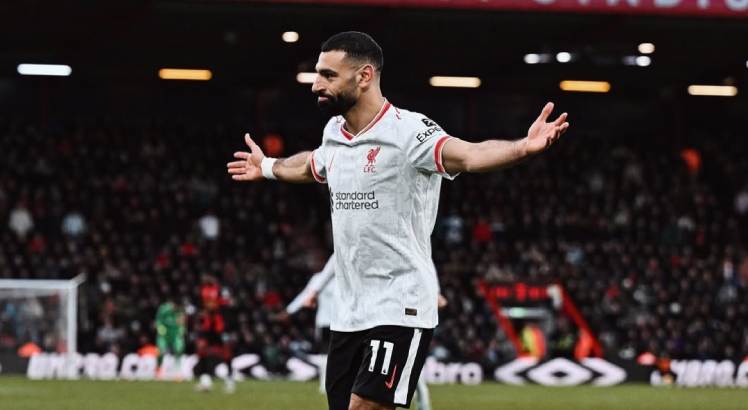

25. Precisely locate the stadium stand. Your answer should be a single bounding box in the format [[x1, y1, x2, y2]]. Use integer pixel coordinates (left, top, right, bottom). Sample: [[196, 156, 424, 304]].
[[1, 115, 746, 371]]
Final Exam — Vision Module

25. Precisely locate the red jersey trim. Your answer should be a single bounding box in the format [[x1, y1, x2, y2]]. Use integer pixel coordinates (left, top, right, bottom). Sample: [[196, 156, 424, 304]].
[[434, 135, 452, 173], [309, 151, 327, 183], [341, 127, 354, 140], [340, 99, 392, 141]]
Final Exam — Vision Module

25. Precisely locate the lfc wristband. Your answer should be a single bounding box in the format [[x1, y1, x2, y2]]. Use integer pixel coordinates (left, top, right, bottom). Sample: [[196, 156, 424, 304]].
[[261, 157, 278, 180]]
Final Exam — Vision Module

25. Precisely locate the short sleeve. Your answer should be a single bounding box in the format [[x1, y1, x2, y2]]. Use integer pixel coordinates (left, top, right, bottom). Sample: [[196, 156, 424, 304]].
[[406, 116, 459, 180], [310, 148, 327, 184], [310, 118, 340, 184]]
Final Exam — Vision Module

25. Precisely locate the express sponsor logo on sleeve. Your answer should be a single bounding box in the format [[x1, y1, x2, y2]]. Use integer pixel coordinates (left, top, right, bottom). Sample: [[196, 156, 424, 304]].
[[416, 118, 442, 143]]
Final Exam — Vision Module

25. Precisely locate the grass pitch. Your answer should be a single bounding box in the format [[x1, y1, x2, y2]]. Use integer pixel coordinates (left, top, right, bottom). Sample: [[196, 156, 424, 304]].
[[1, 376, 746, 410]]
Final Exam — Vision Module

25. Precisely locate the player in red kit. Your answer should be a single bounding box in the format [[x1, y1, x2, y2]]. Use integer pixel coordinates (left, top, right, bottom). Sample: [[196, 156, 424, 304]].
[[194, 276, 235, 393]]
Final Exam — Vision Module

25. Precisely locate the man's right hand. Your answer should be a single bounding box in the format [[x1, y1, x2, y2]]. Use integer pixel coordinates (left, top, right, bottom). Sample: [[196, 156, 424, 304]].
[[303, 292, 319, 309], [271, 310, 290, 323], [227, 133, 265, 181]]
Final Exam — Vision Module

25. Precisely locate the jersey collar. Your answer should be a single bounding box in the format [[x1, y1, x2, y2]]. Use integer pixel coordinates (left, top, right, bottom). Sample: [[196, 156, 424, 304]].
[[340, 98, 391, 141]]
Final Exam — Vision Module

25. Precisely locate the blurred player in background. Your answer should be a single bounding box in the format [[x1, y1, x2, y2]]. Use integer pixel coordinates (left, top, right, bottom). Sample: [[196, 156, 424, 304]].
[[276, 255, 335, 393], [228, 31, 568, 410], [155, 298, 186, 377], [194, 275, 235, 393]]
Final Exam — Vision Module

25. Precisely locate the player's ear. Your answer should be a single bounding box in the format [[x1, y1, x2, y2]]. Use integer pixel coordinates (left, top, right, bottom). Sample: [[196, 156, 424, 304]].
[[358, 64, 375, 87]]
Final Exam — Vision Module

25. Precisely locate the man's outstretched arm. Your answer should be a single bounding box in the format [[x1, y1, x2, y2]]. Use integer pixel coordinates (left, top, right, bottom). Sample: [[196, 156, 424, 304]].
[[227, 133, 316, 183], [441, 102, 570, 174]]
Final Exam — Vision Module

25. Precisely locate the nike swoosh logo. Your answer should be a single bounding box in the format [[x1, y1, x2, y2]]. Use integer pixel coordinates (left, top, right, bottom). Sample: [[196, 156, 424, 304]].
[[384, 365, 398, 389]]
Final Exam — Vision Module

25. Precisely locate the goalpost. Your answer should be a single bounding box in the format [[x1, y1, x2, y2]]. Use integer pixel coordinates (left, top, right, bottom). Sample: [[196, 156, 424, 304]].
[[0, 275, 85, 354]]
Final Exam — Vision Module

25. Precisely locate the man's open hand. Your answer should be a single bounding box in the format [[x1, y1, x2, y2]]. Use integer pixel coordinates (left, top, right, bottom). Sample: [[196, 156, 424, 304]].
[[524, 102, 569, 155], [227, 133, 265, 181]]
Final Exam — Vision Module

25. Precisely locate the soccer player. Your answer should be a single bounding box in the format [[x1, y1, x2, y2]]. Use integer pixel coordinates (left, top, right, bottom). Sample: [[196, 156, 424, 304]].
[[276, 255, 335, 393], [194, 276, 235, 393], [227, 31, 569, 410], [155, 299, 186, 375]]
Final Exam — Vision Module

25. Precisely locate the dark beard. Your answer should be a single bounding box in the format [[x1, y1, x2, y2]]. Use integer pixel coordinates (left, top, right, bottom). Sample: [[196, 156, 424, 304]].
[[316, 92, 357, 117]]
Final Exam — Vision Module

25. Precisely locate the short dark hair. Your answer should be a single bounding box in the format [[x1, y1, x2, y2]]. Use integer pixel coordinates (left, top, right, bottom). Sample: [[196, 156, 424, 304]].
[[321, 31, 383, 72]]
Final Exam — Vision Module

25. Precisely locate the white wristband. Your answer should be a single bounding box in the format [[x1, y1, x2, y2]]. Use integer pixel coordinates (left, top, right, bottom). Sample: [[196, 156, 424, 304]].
[[261, 157, 278, 180]]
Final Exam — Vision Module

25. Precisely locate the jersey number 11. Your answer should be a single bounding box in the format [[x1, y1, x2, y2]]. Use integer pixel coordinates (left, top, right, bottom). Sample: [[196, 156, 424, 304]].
[[368, 340, 394, 375]]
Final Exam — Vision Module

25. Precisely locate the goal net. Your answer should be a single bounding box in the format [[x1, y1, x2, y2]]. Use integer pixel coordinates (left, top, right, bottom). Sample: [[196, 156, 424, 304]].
[[0, 275, 85, 355]]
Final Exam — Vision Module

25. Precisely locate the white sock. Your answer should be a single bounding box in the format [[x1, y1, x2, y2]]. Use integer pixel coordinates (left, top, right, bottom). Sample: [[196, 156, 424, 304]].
[[416, 376, 431, 410], [198, 374, 213, 390], [319, 355, 327, 394]]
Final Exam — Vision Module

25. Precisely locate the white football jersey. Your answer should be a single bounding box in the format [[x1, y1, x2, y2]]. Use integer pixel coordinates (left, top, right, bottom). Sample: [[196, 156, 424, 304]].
[[311, 99, 456, 332]]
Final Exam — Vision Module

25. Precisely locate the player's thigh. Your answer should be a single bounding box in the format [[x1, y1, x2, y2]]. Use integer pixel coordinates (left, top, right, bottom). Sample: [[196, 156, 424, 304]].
[[173, 335, 185, 355], [326, 330, 366, 410], [351, 326, 433, 409], [349, 393, 395, 410], [156, 335, 167, 349]]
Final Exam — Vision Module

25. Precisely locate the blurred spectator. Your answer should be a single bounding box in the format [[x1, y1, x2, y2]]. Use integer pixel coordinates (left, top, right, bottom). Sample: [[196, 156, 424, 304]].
[[680, 148, 702, 175], [198, 213, 220, 240], [9, 203, 33, 239], [442, 211, 464, 245], [96, 318, 125, 353], [62, 211, 87, 237], [17, 341, 42, 358], [472, 218, 492, 243]]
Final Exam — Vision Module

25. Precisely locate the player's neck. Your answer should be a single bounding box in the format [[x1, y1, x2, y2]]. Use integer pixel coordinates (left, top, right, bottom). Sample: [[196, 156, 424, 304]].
[[342, 94, 386, 136]]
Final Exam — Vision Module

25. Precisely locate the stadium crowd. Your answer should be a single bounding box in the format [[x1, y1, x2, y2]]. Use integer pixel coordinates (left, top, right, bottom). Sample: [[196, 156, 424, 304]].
[[1, 116, 747, 370]]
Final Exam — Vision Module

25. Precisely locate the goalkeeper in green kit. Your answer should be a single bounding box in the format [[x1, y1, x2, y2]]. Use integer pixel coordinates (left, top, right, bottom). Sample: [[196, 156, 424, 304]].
[[155, 299, 186, 376]]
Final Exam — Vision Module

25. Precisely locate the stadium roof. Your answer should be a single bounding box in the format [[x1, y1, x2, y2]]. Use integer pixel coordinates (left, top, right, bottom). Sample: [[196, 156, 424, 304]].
[[1, 1, 746, 98]]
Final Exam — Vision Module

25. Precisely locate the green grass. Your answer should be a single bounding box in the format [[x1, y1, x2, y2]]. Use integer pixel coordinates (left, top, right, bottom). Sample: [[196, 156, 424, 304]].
[[1, 377, 746, 410]]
